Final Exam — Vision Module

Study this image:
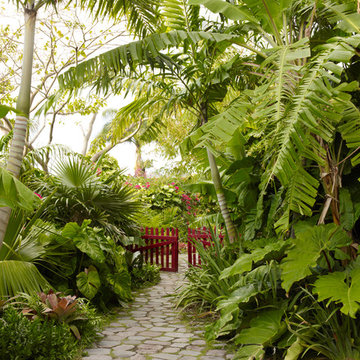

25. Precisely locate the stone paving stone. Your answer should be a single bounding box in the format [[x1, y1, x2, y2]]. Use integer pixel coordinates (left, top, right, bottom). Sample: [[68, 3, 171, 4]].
[[137, 344, 164, 354], [162, 347, 179, 353], [179, 349, 202, 356], [81, 255, 235, 360]]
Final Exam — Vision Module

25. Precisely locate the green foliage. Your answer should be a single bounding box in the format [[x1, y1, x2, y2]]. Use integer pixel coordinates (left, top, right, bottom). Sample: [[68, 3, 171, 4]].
[[313, 266, 360, 318], [280, 224, 352, 292], [32, 155, 141, 241], [63, 221, 106, 263], [0, 307, 79, 360], [0, 167, 40, 211], [76, 266, 101, 300], [130, 263, 160, 289]]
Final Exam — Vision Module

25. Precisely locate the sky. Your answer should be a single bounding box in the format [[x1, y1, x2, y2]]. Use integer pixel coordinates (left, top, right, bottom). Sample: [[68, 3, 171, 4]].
[[0, 1, 170, 175]]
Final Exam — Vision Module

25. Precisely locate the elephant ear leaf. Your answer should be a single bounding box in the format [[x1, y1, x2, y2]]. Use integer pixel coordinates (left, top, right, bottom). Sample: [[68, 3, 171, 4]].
[[220, 241, 289, 279], [313, 267, 360, 318], [281, 224, 351, 292], [62, 221, 105, 263], [235, 309, 285, 359], [76, 265, 101, 300], [106, 270, 132, 302]]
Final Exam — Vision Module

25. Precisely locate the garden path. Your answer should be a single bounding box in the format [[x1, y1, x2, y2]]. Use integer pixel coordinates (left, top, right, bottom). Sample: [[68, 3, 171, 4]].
[[82, 254, 234, 360]]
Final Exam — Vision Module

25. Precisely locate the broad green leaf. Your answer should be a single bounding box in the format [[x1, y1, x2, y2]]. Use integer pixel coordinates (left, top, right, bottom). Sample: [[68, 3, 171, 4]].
[[281, 224, 351, 292], [0, 105, 24, 118], [235, 345, 264, 360], [217, 284, 259, 310], [284, 337, 304, 360], [0, 168, 40, 211], [76, 265, 101, 300], [235, 309, 285, 345], [106, 270, 132, 301], [339, 188, 356, 231], [189, 0, 258, 23], [313, 268, 360, 318], [62, 222, 106, 263], [220, 241, 288, 279]]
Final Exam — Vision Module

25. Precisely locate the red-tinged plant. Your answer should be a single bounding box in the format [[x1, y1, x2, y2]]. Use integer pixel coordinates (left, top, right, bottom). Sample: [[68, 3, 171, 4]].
[[22, 289, 85, 339]]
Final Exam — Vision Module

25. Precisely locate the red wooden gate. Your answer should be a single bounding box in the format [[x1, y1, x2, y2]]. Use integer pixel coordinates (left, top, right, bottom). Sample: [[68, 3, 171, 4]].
[[128, 227, 179, 272], [187, 227, 224, 267]]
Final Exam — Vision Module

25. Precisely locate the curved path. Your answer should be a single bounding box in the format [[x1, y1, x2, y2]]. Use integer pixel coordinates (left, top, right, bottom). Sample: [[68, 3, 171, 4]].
[[82, 255, 234, 360]]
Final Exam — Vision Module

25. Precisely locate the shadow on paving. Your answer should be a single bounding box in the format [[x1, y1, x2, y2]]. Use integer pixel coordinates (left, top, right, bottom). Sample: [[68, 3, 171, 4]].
[[82, 254, 234, 360]]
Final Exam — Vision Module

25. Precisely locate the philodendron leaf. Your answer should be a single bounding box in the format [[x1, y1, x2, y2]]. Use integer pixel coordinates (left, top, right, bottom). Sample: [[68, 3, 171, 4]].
[[235, 309, 285, 360], [235, 309, 285, 345], [281, 224, 351, 292], [220, 241, 289, 279], [313, 267, 360, 318], [235, 345, 264, 360], [76, 265, 101, 300], [106, 270, 132, 302], [62, 221, 105, 263]]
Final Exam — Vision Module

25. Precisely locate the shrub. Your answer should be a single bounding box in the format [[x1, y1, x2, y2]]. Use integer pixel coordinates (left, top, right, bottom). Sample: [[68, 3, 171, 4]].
[[131, 263, 160, 289], [0, 307, 79, 360]]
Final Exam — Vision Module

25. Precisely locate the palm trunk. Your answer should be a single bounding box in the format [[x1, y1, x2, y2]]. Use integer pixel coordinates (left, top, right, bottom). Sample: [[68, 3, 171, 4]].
[[82, 113, 97, 156], [206, 148, 238, 243], [200, 104, 238, 243], [0, 5, 37, 248]]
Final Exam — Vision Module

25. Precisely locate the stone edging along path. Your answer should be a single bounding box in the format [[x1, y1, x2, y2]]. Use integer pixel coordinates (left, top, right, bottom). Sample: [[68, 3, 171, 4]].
[[82, 255, 234, 360]]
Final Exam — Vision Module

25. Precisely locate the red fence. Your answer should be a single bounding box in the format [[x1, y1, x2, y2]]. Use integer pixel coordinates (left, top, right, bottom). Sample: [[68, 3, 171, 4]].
[[187, 227, 224, 267], [128, 227, 179, 272]]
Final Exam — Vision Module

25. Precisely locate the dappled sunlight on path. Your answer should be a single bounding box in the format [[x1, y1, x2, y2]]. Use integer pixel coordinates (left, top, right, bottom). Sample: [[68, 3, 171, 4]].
[[82, 255, 234, 360]]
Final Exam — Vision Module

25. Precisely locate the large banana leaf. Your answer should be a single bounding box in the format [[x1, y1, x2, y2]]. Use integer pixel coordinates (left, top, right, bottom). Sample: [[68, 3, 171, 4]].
[[59, 30, 243, 91]]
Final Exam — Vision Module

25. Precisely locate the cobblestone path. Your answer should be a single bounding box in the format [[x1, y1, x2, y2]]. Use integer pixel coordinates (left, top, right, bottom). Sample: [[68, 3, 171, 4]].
[[83, 255, 234, 360]]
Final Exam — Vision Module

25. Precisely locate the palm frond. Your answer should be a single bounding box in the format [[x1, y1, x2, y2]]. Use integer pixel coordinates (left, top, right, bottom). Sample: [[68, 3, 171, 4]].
[[0, 260, 49, 299], [79, 0, 160, 37], [161, 0, 201, 31], [59, 31, 241, 92]]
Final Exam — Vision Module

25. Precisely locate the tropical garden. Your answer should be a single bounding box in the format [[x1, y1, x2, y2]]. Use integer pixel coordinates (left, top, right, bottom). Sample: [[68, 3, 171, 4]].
[[1, 0, 360, 359]]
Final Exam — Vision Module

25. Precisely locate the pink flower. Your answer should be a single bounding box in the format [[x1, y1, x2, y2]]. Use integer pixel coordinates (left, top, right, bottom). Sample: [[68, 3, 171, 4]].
[[174, 186, 179, 191], [135, 185, 141, 189], [187, 212, 191, 215], [146, 183, 150, 188], [171, 182, 175, 185], [34, 193, 42, 199]]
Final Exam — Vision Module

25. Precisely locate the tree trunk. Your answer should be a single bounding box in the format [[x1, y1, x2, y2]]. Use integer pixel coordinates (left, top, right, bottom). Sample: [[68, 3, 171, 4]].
[[0, 6, 37, 248], [206, 148, 238, 243], [82, 113, 97, 156], [134, 139, 146, 177], [200, 104, 238, 243]]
